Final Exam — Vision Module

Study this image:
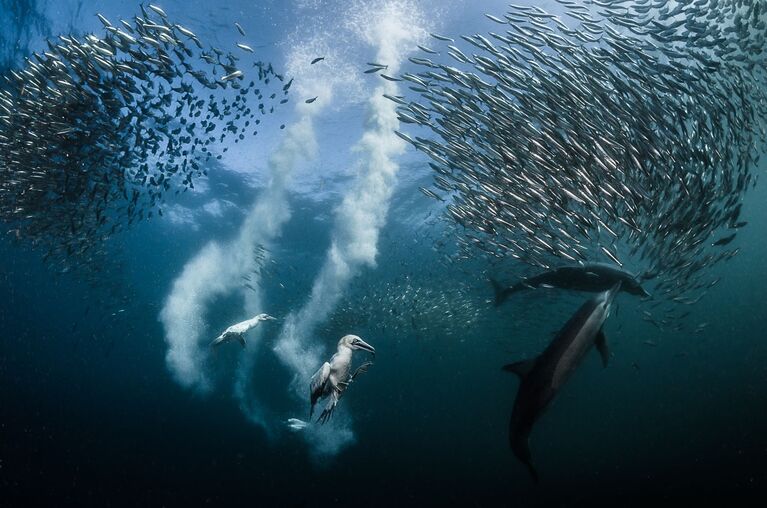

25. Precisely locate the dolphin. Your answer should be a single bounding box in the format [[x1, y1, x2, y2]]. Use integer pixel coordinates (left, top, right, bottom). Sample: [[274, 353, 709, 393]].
[[491, 262, 649, 306], [503, 282, 621, 482]]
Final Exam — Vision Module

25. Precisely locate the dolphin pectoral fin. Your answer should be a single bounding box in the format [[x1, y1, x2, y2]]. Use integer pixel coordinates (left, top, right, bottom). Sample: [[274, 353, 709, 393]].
[[502, 359, 536, 379], [595, 328, 609, 367], [237, 335, 246, 348]]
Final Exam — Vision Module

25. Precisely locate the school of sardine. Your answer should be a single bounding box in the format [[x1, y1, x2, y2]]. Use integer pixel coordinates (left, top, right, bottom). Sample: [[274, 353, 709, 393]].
[[326, 270, 486, 343], [393, 0, 766, 304], [0, 4, 289, 273]]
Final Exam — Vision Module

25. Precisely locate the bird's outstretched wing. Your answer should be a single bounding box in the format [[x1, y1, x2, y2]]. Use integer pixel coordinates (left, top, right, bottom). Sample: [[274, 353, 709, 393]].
[[317, 388, 339, 425], [210, 330, 245, 348], [210, 332, 228, 347], [309, 362, 331, 418]]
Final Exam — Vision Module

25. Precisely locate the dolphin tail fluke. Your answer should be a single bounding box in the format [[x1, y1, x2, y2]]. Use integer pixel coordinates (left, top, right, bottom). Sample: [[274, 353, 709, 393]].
[[525, 460, 539, 483], [511, 433, 539, 483], [210, 336, 224, 347], [490, 277, 515, 306]]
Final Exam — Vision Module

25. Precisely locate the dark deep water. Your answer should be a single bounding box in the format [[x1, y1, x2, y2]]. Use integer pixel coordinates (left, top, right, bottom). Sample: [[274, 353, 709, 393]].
[[2, 1, 767, 506], [2, 163, 767, 506]]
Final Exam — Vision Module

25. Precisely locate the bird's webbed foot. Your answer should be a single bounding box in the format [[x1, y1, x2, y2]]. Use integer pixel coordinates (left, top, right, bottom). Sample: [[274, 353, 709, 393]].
[[349, 361, 373, 382]]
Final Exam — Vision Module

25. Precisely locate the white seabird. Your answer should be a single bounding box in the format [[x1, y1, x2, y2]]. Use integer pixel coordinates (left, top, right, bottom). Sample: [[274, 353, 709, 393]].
[[309, 334, 375, 424], [210, 313, 276, 348]]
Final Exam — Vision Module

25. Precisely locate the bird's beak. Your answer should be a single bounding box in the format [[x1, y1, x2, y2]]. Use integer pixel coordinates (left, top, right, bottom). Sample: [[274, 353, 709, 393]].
[[355, 339, 375, 356]]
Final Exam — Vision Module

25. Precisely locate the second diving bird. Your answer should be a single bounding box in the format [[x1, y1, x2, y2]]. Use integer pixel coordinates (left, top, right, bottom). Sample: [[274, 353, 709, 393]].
[[210, 313, 276, 348]]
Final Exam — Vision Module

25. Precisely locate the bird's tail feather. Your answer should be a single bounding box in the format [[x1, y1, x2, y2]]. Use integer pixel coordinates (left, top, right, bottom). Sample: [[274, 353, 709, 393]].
[[317, 391, 339, 424]]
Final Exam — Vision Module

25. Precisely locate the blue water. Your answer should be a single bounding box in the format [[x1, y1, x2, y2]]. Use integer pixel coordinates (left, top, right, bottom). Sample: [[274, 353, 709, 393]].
[[2, 0, 767, 506]]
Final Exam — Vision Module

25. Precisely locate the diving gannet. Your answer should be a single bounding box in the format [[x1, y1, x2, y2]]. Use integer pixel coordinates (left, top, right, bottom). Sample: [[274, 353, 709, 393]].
[[210, 313, 276, 348], [309, 335, 375, 424]]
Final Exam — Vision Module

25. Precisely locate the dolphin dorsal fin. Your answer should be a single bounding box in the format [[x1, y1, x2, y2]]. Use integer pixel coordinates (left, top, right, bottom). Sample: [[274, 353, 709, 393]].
[[595, 328, 609, 367], [502, 359, 536, 379], [489, 277, 509, 306]]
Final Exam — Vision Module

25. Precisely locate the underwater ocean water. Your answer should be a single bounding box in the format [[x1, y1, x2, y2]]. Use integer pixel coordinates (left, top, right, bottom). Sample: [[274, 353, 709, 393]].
[[2, 0, 767, 505]]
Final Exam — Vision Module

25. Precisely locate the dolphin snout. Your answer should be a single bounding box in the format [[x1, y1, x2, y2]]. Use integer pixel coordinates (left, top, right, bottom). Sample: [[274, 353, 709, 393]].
[[604, 281, 622, 306]]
